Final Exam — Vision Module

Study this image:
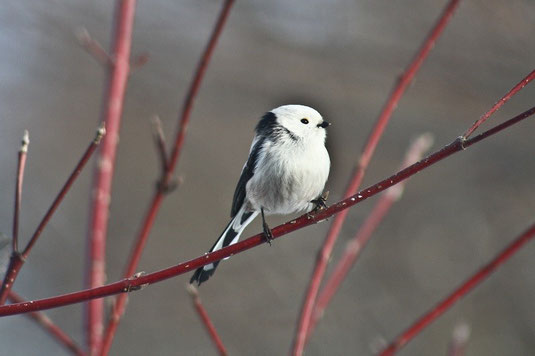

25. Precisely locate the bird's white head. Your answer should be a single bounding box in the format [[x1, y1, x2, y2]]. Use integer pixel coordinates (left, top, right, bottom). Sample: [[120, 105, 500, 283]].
[[271, 105, 330, 142]]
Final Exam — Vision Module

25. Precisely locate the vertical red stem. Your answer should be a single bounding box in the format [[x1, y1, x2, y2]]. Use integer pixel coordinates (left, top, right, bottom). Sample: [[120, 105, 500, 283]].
[[291, 1, 461, 354], [379, 223, 535, 355], [86, 1, 136, 354], [0, 131, 29, 305], [8, 291, 86, 356], [99, 1, 234, 354]]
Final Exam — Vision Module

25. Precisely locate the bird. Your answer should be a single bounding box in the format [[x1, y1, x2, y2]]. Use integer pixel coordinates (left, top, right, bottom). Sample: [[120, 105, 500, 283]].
[[190, 105, 331, 285]]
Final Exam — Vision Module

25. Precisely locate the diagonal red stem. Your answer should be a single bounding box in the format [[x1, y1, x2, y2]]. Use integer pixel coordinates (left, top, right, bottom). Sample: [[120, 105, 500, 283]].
[[187, 285, 228, 356], [98, 1, 235, 354], [291, 1, 462, 354], [379, 223, 535, 355], [0, 106, 532, 318], [86, 0, 136, 353], [463, 69, 535, 139], [8, 291, 86, 356]]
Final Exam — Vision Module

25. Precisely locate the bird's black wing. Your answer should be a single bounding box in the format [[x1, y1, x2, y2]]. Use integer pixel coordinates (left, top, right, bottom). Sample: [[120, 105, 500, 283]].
[[230, 112, 277, 217], [230, 137, 263, 217]]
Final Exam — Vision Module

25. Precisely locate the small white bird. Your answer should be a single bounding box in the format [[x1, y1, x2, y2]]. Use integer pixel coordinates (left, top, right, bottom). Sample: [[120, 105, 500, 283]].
[[190, 105, 331, 285]]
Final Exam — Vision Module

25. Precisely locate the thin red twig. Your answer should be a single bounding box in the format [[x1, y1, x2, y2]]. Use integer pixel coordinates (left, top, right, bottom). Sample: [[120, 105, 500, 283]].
[[292, 1, 462, 354], [187, 285, 228, 356], [0, 106, 532, 318], [306, 134, 433, 343], [86, 1, 136, 352], [23, 124, 106, 259], [12, 130, 29, 253], [99, 1, 235, 354], [8, 291, 86, 356], [0, 126, 105, 306], [379, 223, 535, 356], [463, 69, 535, 139], [447, 323, 470, 356]]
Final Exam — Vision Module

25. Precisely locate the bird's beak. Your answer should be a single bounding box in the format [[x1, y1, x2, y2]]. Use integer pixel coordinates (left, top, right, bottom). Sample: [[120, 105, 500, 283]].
[[318, 121, 330, 128]]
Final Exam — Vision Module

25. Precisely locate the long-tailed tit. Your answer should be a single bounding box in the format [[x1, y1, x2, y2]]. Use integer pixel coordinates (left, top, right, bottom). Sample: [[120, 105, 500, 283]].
[[190, 105, 331, 285]]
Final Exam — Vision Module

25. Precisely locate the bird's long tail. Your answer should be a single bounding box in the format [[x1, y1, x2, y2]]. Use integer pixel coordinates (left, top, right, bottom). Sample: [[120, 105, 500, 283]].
[[190, 206, 258, 285]]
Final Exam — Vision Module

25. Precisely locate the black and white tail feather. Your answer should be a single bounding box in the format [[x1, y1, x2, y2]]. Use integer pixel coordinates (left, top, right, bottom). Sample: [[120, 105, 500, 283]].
[[190, 207, 258, 284], [190, 105, 330, 286]]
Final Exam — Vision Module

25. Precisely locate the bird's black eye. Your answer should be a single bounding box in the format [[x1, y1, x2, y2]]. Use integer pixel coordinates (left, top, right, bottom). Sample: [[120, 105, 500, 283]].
[[301, 118, 309, 124]]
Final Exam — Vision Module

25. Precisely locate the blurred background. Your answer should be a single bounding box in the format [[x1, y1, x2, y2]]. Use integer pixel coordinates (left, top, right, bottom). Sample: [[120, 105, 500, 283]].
[[0, 0, 534, 355]]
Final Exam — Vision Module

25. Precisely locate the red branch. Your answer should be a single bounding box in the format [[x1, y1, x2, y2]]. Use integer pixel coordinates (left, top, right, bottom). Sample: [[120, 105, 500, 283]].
[[8, 291, 86, 356], [306, 134, 433, 343], [0, 127, 104, 305], [187, 285, 228, 356], [86, 0, 136, 353], [463, 69, 535, 138], [379, 223, 535, 356], [0, 106, 532, 318], [99, 1, 235, 354], [291, 1, 462, 354]]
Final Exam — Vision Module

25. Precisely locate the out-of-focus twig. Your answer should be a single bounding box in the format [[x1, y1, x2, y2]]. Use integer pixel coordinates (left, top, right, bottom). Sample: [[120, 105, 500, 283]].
[[0, 105, 532, 318], [187, 285, 227, 356], [76, 28, 112, 66], [8, 291, 86, 356], [291, 1, 462, 354], [379, 223, 535, 355]]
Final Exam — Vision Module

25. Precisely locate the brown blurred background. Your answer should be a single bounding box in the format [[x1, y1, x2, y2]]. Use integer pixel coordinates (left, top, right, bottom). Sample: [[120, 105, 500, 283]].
[[1, 1, 534, 355]]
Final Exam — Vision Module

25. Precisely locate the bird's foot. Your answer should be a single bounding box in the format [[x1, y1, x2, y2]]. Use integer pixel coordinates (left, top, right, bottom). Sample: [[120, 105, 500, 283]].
[[310, 191, 329, 215], [262, 221, 274, 245]]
